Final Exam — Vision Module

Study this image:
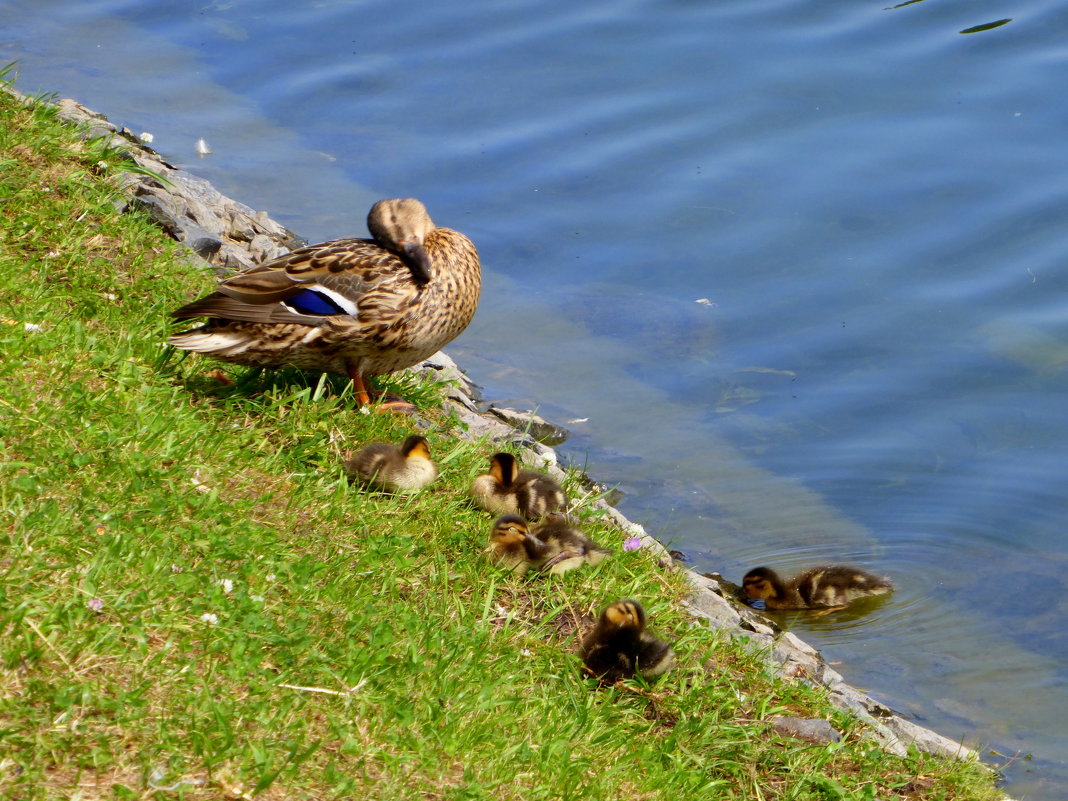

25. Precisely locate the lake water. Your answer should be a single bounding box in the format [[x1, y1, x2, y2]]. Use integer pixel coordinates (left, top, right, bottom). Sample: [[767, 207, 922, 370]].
[[5, 0, 1068, 795]]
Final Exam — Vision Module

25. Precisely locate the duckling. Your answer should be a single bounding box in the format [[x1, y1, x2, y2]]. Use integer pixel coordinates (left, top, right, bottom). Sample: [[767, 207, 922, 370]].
[[470, 452, 566, 518], [580, 600, 675, 683], [485, 514, 555, 574], [170, 198, 481, 407], [343, 434, 438, 492], [741, 565, 893, 611], [532, 515, 612, 575]]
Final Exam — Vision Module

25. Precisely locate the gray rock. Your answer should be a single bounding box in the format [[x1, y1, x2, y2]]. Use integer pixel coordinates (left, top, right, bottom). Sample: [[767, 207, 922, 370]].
[[488, 405, 569, 445], [127, 194, 182, 238], [182, 227, 224, 260], [221, 247, 257, 272], [769, 716, 843, 744]]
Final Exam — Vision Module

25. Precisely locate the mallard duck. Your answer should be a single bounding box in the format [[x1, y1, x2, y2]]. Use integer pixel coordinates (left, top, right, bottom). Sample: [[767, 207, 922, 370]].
[[741, 565, 893, 610], [169, 198, 481, 406], [532, 515, 612, 574], [485, 514, 554, 574], [343, 434, 438, 492], [470, 452, 566, 518], [580, 600, 675, 683]]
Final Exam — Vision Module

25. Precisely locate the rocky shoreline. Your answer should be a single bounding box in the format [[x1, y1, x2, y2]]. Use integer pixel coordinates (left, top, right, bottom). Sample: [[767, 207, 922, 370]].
[[32, 90, 990, 772]]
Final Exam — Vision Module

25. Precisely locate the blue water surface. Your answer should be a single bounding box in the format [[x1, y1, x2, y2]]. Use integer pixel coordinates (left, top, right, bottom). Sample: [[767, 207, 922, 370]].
[[4, 0, 1068, 795]]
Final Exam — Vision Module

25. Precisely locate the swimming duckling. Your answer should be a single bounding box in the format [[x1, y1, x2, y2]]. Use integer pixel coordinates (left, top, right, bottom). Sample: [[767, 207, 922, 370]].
[[485, 514, 554, 574], [469, 452, 566, 518], [343, 434, 438, 492], [532, 515, 612, 575], [741, 565, 893, 611], [580, 600, 675, 683]]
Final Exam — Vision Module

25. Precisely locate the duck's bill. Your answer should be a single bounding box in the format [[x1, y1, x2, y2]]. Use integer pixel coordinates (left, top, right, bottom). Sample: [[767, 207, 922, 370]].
[[401, 241, 433, 285]]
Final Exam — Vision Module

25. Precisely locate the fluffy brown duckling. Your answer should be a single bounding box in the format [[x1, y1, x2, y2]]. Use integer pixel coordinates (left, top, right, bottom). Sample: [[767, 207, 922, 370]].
[[485, 514, 555, 574], [343, 434, 438, 492], [741, 565, 893, 611], [532, 515, 612, 575], [580, 600, 675, 683], [470, 452, 566, 518]]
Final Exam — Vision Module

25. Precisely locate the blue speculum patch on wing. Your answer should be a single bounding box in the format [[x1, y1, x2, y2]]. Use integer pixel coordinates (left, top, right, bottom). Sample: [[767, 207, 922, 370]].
[[284, 289, 346, 316]]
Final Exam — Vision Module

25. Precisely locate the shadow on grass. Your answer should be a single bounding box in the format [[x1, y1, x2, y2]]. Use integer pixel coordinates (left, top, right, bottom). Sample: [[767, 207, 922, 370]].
[[157, 348, 448, 410]]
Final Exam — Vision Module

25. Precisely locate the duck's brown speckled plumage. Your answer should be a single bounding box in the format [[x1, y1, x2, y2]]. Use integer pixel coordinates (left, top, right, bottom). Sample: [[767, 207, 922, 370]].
[[343, 435, 438, 493], [531, 516, 612, 574], [169, 199, 480, 392], [485, 514, 554, 575], [580, 600, 675, 684], [469, 452, 567, 519]]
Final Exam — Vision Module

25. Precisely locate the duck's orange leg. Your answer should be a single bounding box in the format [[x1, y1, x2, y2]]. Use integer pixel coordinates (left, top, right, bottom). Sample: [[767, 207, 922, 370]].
[[346, 365, 373, 406], [346, 364, 415, 413]]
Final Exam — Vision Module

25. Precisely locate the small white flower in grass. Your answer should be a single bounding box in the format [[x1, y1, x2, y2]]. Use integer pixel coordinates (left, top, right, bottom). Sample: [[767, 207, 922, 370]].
[[199, 612, 219, 625], [265, 573, 276, 582], [219, 578, 233, 594], [96, 160, 109, 171], [250, 595, 264, 603], [190, 469, 211, 493], [87, 599, 104, 612], [520, 648, 532, 657], [24, 323, 43, 332], [623, 536, 642, 552]]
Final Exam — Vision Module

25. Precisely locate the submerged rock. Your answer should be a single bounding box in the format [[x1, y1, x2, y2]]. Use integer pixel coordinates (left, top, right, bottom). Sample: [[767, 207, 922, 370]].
[[488, 405, 569, 445]]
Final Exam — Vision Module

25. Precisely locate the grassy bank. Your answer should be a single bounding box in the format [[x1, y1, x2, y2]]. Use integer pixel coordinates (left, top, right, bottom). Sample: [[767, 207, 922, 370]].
[[0, 73, 1002, 800]]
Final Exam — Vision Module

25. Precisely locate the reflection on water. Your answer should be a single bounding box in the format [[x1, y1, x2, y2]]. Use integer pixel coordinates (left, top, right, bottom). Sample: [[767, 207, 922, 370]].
[[5, 0, 1068, 796]]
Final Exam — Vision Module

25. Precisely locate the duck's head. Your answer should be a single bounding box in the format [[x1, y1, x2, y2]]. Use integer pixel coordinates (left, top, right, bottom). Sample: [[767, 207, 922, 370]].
[[367, 198, 436, 285], [600, 600, 646, 632], [490, 514, 530, 547], [741, 567, 779, 601], [400, 434, 432, 462], [489, 452, 517, 487]]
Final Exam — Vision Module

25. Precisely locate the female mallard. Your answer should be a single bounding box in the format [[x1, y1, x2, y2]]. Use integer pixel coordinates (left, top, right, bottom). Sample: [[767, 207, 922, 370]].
[[169, 198, 481, 407], [343, 434, 438, 493], [580, 600, 675, 683], [470, 452, 566, 518], [741, 565, 893, 611]]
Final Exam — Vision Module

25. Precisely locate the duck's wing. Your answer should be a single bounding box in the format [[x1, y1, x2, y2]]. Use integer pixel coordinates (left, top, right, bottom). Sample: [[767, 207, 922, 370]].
[[173, 238, 414, 325]]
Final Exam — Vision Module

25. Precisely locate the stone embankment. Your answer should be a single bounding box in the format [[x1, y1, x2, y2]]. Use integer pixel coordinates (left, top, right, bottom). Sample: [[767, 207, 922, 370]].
[[40, 91, 981, 766]]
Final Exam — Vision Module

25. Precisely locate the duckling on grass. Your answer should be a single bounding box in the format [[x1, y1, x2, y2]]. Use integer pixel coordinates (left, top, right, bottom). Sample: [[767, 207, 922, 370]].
[[486, 514, 554, 575], [343, 434, 438, 492], [741, 565, 893, 611], [532, 515, 612, 575], [580, 600, 675, 684], [470, 452, 566, 518]]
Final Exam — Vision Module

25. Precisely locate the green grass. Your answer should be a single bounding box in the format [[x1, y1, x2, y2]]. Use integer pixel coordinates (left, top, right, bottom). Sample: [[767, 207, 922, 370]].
[[0, 70, 1003, 800]]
